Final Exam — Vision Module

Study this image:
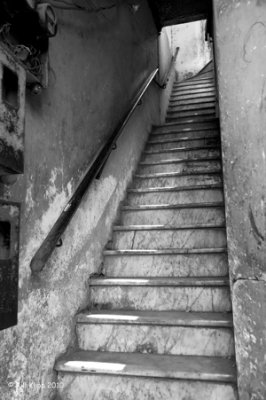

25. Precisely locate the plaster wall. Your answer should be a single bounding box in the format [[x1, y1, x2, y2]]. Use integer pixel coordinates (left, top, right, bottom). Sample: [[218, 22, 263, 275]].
[[0, 2, 160, 399], [213, 0, 266, 398], [170, 20, 212, 81], [158, 27, 177, 122]]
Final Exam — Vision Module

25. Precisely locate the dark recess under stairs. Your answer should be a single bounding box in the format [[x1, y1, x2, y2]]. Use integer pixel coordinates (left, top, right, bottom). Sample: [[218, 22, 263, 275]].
[[55, 62, 238, 400]]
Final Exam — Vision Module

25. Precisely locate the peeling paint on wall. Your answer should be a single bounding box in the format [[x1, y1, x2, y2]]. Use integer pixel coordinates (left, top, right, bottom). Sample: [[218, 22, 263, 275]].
[[0, 1, 160, 399]]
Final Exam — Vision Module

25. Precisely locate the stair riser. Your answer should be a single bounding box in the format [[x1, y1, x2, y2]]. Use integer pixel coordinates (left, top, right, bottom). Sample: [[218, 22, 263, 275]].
[[109, 229, 227, 250], [169, 102, 216, 112], [170, 97, 216, 106], [171, 90, 216, 99], [138, 160, 221, 174], [174, 82, 215, 88], [77, 324, 234, 357], [57, 375, 238, 400], [153, 122, 218, 134], [171, 93, 217, 101], [146, 139, 219, 152], [90, 286, 232, 312], [103, 253, 229, 277], [166, 110, 216, 120], [132, 175, 222, 189], [151, 130, 219, 141], [119, 208, 225, 227], [127, 189, 224, 206], [142, 149, 220, 163]]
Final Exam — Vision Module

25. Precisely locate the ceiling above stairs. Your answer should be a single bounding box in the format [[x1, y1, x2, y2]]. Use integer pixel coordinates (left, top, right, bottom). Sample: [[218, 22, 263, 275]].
[[148, 0, 213, 29]]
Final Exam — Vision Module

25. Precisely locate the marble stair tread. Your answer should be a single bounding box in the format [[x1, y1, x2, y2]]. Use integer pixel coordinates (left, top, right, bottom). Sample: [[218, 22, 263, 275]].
[[148, 135, 219, 144], [163, 115, 216, 124], [171, 88, 216, 96], [121, 202, 224, 210], [77, 310, 233, 327], [153, 116, 218, 129], [170, 93, 218, 101], [174, 80, 215, 86], [173, 84, 215, 91], [153, 118, 218, 129], [134, 170, 221, 178], [169, 97, 216, 107], [144, 145, 220, 155], [150, 130, 219, 141], [175, 78, 214, 85], [128, 183, 223, 193], [103, 248, 227, 255], [166, 110, 216, 119], [168, 102, 216, 112], [55, 351, 236, 383], [139, 157, 221, 165], [113, 224, 225, 231], [90, 277, 229, 287]]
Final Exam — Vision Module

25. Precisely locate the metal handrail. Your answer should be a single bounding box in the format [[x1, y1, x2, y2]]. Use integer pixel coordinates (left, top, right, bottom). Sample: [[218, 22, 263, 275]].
[[30, 68, 159, 273]]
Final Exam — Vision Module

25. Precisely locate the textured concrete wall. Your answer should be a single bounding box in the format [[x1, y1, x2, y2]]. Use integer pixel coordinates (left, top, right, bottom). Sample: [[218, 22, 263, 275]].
[[158, 27, 176, 122], [0, 2, 160, 399], [213, 1, 266, 398], [171, 21, 212, 81]]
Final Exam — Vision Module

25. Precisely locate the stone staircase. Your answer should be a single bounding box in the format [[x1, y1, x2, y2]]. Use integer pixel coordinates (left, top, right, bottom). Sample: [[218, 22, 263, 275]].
[[55, 63, 238, 400]]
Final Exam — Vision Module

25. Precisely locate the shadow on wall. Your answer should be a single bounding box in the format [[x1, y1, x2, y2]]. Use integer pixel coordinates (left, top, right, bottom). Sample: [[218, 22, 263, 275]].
[[165, 20, 212, 81]]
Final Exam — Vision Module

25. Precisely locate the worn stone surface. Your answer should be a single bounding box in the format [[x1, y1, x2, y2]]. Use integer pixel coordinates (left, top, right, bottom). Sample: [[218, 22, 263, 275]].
[[91, 285, 231, 312], [77, 323, 234, 356], [0, 2, 160, 399], [56, 374, 237, 400], [213, 0, 266, 398], [233, 280, 266, 400], [120, 206, 225, 226], [103, 252, 229, 277], [126, 188, 224, 205]]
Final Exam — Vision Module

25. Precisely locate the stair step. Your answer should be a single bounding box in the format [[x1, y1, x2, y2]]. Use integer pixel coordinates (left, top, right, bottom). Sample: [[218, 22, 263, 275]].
[[179, 77, 214, 84], [57, 370, 237, 400], [77, 311, 234, 357], [137, 157, 222, 174], [170, 96, 216, 106], [90, 277, 231, 312], [153, 122, 219, 135], [119, 203, 225, 227], [142, 148, 221, 163], [146, 138, 219, 152], [138, 159, 221, 174], [103, 251, 228, 277], [77, 310, 233, 327], [168, 102, 216, 112], [166, 109, 216, 120], [173, 83, 215, 91], [126, 186, 224, 205], [56, 350, 236, 381], [151, 129, 219, 141], [148, 136, 219, 145], [171, 92, 217, 101], [171, 88, 216, 98], [109, 227, 226, 250], [132, 172, 222, 190], [164, 115, 216, 123]]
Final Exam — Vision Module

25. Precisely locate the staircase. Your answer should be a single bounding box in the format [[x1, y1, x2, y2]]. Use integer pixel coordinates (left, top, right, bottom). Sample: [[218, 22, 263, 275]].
[[55, 63, 238, 400]]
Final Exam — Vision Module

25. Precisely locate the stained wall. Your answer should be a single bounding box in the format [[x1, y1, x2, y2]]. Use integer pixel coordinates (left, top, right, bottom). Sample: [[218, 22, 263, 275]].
[[213, 0, 266, 398], [0, 2, 161, 399]]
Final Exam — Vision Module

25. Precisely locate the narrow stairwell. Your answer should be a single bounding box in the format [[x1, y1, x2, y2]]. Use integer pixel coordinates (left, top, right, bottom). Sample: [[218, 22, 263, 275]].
[[55, 63, 238, 400]]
